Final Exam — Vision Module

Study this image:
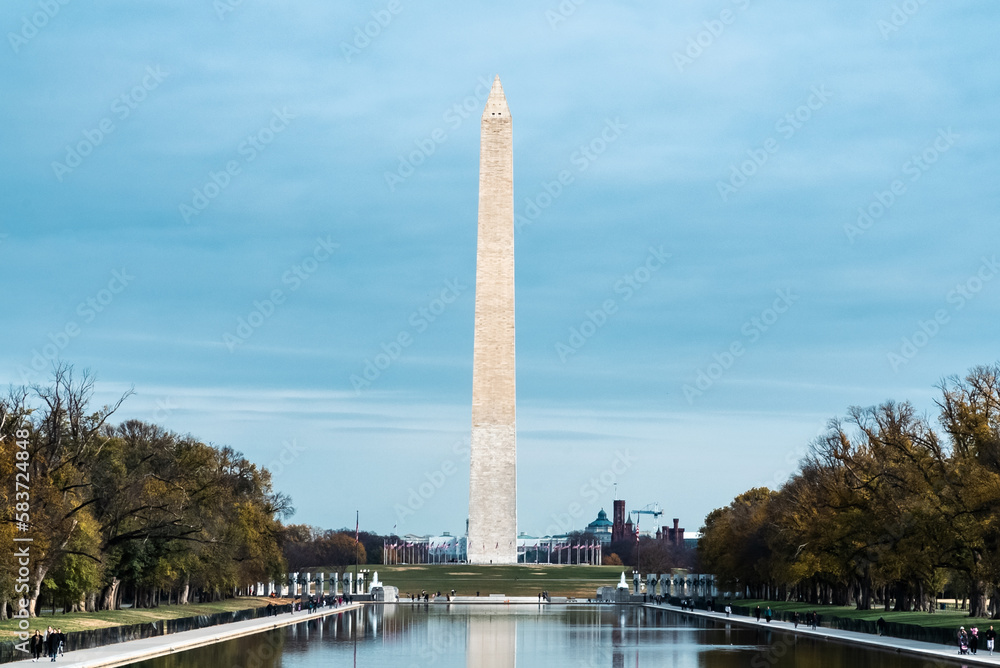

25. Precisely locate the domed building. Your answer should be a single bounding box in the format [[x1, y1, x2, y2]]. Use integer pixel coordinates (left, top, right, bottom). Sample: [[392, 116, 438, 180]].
[[585, 508, 614, 545]]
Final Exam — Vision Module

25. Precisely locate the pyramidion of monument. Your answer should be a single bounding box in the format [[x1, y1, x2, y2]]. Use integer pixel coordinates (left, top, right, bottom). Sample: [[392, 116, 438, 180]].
[[482, 75, 510, 118]]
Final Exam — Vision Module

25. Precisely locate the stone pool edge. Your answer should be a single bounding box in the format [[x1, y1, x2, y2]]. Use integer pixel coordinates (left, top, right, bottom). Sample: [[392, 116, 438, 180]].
[[646, 602, 1000, 667], [10, 603, 363, 668]]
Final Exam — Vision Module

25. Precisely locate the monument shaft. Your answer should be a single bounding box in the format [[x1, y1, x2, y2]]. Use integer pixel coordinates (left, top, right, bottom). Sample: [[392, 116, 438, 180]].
[[468, 76, 517, 565]]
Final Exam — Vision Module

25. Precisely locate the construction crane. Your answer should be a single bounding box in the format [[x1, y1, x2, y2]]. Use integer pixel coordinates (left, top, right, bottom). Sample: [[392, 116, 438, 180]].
[[630, 503, 663, 535]]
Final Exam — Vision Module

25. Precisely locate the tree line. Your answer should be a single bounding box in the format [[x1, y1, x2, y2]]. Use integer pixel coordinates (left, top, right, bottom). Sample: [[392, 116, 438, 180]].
[[0, 366, 291, 618], [699, 364, 1000, 617], [281, 525, 380, 571], [0, 366, 407, 620]]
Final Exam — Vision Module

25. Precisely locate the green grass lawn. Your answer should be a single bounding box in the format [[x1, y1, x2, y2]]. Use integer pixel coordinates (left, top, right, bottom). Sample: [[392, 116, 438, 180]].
[[735, 598, 995, 630], [0, 596, 288, 640], [330, 564, 627, 598]]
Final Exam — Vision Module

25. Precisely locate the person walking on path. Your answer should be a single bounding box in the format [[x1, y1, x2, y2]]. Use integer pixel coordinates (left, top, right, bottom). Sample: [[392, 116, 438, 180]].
[[765, 607, 773, 624], [877, 617, 886, 636], [46, 629, 58, 662], [30, 630, 43, 662], [725, 604, 732, 618], [811, 611, 818, 630], [754, 606, 761, 623], [793, 612, 799, 628], [971, 627, 979, 654], [986, 626, 996, 655], [56, 628, 65, 657]]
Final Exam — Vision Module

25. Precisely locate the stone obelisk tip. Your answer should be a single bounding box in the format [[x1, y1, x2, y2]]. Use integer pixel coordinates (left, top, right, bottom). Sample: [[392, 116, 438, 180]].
[[483, 75, 510, 119]]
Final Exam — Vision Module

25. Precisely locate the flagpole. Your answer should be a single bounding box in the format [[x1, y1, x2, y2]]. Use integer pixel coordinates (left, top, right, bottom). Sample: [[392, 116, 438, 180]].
[[354, 510, 359, 594]]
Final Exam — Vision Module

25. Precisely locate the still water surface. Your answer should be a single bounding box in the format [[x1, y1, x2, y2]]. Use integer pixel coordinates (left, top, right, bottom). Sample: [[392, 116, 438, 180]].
[[128, 604, 943, 668]]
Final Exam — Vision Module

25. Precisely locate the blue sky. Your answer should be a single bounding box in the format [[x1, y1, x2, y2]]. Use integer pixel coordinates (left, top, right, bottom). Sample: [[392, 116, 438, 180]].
[[2, 1, 997, 538]]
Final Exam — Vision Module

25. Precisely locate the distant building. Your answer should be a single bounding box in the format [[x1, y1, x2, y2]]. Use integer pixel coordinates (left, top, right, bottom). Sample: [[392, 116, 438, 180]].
[[683, 531, 702, 550], [384, 531, 602, 565], [656, 518, 685, 546], [384, 533, 466, 564], [605, 498, 689, 547], [517, 533, 602, 564], [584, 508, 613, 544]]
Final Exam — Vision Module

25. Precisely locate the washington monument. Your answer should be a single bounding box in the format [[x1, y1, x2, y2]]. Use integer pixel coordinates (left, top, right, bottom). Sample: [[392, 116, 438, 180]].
[[467, 76, 517, 565]]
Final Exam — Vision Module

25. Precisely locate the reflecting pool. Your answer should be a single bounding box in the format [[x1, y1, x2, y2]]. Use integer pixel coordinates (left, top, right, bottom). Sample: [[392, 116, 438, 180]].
[[127, 604, 941, 668]]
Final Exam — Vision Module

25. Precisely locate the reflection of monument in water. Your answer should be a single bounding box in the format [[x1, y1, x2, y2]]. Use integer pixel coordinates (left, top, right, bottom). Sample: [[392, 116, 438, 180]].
[[467, 610, 517, 668], [468, 75, 518, 565]]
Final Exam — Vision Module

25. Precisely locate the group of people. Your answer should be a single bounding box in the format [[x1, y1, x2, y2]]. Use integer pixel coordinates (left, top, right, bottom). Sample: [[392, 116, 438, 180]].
[[753, 606, 820, 629], [408, 591, 432, 602], [28, 627, 65, 662], [292, 594, 347, 613], [958, 625, 996, 655], [753, 605, 774, 623]]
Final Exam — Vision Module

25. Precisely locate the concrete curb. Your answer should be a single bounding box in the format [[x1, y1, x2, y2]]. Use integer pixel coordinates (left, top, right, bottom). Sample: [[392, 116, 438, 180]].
[[646, 603, 1000, 666], [8, 603, 362, 668]]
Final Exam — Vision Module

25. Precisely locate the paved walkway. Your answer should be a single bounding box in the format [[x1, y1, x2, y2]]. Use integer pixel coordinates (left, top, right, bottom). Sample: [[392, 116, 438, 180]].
[[9, 603, 362, 668], [648, 602, 1000, 666]]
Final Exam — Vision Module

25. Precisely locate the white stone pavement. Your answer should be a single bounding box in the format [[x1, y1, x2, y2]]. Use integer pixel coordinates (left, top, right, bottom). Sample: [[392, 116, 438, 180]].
[[8, 602, 362, 668], [648, 602, 1000, 666]]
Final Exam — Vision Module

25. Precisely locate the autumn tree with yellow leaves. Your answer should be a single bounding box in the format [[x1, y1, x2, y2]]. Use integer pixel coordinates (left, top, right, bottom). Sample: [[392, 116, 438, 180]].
[[700, 364, 1000, 617]]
